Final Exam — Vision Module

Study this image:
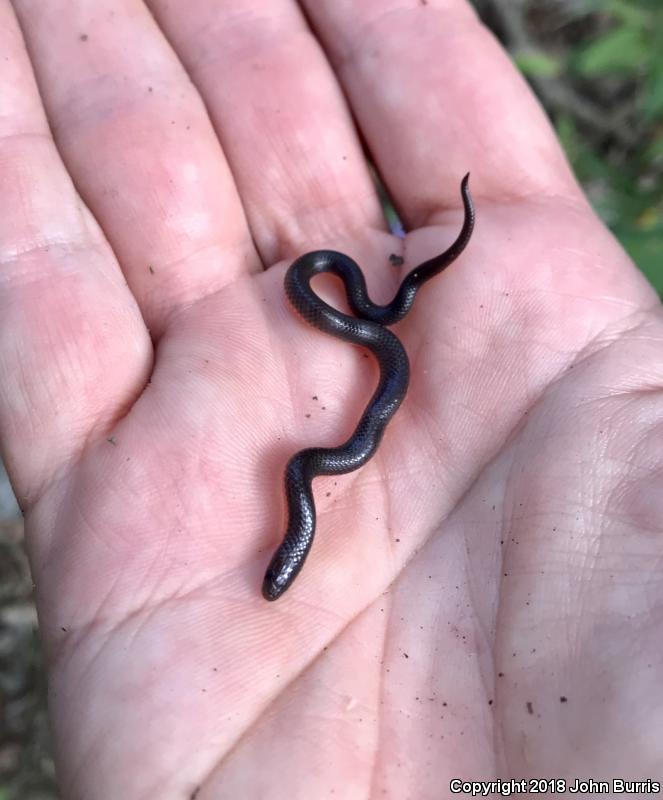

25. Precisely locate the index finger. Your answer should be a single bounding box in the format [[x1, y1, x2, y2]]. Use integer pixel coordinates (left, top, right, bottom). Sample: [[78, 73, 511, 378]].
[[0, 2, 150, 503]]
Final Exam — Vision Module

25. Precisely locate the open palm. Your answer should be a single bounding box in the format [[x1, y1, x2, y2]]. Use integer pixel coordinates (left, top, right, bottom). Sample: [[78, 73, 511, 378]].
[[1, 2, 661, 798]]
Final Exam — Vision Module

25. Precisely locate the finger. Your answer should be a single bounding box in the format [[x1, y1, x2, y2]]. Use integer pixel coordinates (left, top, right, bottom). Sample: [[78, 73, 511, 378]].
[[145, 0, 387, 264], [301, 0, 582, 228], [0, 2, 150, 503], [11, 0, 259, 337]]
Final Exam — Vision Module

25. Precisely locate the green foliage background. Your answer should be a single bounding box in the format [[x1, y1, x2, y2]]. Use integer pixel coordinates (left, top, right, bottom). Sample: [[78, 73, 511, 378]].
[[484, 0, 663, 295]]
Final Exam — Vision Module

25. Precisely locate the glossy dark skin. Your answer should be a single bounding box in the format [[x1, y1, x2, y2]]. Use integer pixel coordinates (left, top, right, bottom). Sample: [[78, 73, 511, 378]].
[[263, 176, 475, 600]]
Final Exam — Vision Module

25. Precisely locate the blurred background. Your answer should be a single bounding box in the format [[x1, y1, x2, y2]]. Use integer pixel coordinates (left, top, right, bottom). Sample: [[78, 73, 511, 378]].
[[1, 1, 662, 797]]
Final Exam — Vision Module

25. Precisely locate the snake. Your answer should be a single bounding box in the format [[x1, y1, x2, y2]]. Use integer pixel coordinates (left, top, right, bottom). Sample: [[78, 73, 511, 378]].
[[262, 175, 475, 600]]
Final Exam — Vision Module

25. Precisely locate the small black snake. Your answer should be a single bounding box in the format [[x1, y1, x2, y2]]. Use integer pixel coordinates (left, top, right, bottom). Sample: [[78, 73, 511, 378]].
[[262, 175, 475, 600]]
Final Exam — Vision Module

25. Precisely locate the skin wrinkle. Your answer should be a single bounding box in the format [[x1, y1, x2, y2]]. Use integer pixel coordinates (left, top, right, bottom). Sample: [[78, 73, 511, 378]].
[[468, 427, 526, 752], [375, 443, 397, 563], [516, 323, 662, 440], [52, 583, 265, 794], [42, 478, 255, 656], [269, 188, 385, 261], [0, 128, 53, 168], [0, 223, 105, 268], [264, 168, 380, 263], [366, 594, 391, 800], [498, 382, 652, 712], [489, 540, 529, 779], [146, 243, 262, 335], [601, 427, 663, 542], [0, 245, 112, 291], [194, 593, 385, 797], [473, 618, 503, 778]]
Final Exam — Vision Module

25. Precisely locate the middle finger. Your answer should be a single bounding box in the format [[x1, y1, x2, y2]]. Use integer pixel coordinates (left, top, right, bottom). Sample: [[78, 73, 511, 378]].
[[146, 0, 387, 264]]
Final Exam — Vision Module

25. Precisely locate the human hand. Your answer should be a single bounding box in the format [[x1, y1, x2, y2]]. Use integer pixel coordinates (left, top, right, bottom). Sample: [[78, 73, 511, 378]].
[[1, 1, 661, 797]]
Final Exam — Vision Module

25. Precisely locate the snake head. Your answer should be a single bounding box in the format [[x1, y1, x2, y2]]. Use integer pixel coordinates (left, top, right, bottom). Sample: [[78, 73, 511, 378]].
[[262, 554, 298, 601]]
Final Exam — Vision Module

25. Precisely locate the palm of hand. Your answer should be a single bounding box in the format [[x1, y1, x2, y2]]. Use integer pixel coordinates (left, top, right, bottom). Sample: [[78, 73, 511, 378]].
[[1, 3, 661, 798]]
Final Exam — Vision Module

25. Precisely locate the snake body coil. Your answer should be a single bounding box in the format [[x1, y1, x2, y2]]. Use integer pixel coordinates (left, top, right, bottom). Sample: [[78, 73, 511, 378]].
[[262, 176, 475, 601]]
